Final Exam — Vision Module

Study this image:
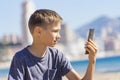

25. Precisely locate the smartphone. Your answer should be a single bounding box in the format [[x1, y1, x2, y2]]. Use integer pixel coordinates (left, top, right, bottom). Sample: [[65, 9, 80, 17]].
[[85, 29, 94, 54]]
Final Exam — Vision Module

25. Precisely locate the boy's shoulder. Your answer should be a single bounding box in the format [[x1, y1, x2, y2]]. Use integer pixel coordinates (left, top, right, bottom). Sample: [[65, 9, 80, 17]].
[[13, 46, 28, 60]]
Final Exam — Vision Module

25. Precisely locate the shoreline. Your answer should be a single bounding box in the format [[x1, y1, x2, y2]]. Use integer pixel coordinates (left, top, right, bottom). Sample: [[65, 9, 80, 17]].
[[0, 61, 11, 69]]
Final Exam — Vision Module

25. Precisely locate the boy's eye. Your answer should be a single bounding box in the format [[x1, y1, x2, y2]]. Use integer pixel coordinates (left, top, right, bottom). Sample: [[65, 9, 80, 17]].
[[52, 30, 60, 33], [54, 30, 59, 32]]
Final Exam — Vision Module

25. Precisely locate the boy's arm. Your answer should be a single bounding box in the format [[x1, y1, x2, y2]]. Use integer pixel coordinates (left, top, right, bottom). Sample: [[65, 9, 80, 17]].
[[66, 39, 97, 80]]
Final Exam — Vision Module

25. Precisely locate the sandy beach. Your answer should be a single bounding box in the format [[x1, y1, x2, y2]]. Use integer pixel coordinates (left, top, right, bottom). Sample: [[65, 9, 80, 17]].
[[94, 72, 120, 80], [0, 78, 7, 80], [0, 61, 11, 69], [62, 72, 120, 80]]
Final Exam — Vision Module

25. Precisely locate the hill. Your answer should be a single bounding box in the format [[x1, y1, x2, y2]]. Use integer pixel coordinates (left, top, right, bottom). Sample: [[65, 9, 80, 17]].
[[76, 16, 120, 39]]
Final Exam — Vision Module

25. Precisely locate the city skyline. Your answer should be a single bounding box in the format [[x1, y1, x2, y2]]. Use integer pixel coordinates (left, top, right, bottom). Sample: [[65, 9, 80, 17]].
[[1, 0, 120, 38], [21, 0, 35, 46]]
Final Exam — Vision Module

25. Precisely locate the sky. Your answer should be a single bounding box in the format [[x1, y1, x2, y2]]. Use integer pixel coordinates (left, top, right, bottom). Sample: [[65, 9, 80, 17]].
[[0, 0, 120, 38]]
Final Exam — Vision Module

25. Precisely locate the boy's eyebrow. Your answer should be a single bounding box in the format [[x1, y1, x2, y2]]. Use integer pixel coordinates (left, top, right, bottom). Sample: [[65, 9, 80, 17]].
[[53, 28, 61, 31], [51, 28, 61, 32]]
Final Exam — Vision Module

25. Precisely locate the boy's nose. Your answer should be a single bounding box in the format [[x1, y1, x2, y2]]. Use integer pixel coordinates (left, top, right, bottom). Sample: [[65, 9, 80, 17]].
[[57, 33, 61, 39]]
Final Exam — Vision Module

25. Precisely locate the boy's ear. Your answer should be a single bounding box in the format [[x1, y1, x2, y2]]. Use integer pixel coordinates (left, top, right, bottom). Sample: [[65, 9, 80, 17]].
[[34, 26, 41, 34]]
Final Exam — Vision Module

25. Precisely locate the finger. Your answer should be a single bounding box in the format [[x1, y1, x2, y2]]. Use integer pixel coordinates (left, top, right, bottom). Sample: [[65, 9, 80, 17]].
[[88, 39, 97, 47], [85, 47, 91, 54], [87, 42, 98, 51], [87, 39, 98, 50], [85, 45, 97, 54], [85, 41, 98, 51], [85, 46, 96, 56]]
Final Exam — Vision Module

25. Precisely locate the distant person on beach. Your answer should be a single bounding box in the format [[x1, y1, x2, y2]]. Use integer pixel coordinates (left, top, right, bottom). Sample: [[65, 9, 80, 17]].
[[8, 9, 98, 80]]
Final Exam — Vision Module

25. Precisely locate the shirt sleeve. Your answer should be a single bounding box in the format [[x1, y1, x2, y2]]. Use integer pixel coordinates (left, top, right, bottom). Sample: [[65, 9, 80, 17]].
[[8, 53, 25, 80], [59, 51, 73, 76]]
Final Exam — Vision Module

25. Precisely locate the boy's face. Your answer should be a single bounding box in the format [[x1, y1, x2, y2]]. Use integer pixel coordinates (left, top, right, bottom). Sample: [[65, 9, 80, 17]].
[[38, 22, 61, 47]]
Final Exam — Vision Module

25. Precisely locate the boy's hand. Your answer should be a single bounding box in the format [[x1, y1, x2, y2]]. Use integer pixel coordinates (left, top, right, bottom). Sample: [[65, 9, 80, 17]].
[[85, 39, 98, 63]]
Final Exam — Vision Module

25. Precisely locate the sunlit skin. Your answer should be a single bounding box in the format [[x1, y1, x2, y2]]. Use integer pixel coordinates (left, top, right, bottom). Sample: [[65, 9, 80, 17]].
[[28, 22, 98, 80], [28, 22, 61, 58], [65, 39, 98, 80]]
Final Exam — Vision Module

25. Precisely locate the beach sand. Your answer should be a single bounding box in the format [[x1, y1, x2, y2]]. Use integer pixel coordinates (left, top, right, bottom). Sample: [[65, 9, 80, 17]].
[[1, 72, 120, 80], [62, 72, 120, 80], [0, 78, 7, 80], [94, 72, 120, 80]]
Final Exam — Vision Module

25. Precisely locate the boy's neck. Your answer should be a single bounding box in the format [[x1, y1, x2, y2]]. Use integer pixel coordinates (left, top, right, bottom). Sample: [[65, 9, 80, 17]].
[[28, 43, 47, 58]]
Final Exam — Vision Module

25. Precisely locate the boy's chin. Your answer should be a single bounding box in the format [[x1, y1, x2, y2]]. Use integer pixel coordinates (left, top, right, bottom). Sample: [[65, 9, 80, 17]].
[[48, 44, 56, 47]]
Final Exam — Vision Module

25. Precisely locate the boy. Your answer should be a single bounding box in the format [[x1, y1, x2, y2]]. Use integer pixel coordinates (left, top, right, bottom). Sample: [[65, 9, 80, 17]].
[[8, 9, 98, 80]]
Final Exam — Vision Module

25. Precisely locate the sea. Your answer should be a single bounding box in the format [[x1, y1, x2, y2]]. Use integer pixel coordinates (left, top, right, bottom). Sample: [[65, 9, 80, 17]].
[[0, 55, 120, 78]]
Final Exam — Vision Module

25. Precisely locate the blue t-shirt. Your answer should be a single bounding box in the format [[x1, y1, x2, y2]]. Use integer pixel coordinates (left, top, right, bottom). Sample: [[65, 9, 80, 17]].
[[8, 46, 72, 80]]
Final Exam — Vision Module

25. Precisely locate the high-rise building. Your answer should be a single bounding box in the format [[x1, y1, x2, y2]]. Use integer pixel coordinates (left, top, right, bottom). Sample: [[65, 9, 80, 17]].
[[59, 23, 78, 45], [2, 34, 21, 44], [21, 0, 35, 46], [3, 34, 10, 44]]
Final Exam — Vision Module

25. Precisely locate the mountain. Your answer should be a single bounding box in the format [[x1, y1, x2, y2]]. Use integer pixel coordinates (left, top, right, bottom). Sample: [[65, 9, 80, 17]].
[[76, 16, 120, 38]]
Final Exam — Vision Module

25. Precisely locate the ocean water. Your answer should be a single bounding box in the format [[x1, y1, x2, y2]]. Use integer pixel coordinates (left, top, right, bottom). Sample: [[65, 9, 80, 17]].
[[71, 55, 120, 73], [0, 55, 120, 78], [0, 68, 9, 78]]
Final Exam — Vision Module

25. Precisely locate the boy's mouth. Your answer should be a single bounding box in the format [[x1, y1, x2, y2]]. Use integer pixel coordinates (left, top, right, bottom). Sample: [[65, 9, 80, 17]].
[[54, 40, 58, 44]]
